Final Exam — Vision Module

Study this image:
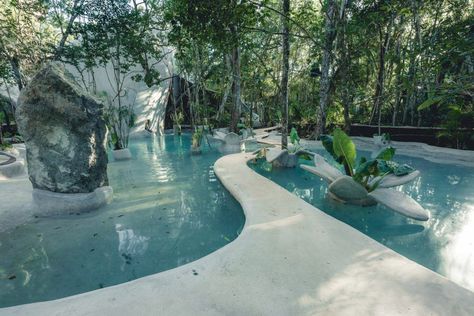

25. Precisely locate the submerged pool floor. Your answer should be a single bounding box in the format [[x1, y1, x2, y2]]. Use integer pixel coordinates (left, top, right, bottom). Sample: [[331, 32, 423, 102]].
[[250, 148, 474, 292], [0, 135, 245, 308]]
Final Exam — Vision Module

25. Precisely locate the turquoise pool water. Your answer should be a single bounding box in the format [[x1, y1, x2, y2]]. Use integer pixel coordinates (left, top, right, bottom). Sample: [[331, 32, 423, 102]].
[[0, 135, 245, 308], [250, 148, 474, 292]]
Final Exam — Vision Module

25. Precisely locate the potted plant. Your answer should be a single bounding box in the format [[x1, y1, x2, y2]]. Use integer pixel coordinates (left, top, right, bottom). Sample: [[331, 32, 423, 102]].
[[104, 101, 136, 161], [373, 132, 390, 147], [258, 127, 311, 168], [172, 112, 184, 136]]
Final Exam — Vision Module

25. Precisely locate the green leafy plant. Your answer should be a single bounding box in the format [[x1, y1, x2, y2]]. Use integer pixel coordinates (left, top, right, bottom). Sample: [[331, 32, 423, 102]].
[[192, 127, 203, 149], [288, 127, 303, 153], [286, 127, 311, 160], [321, 129, 414, 192], [172, 112, 184, 135], [104, 103, 136, 150]]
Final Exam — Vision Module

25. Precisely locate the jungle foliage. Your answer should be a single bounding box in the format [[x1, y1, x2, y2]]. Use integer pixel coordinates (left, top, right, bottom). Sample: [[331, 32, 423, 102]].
[[0, 0, 472, 148]]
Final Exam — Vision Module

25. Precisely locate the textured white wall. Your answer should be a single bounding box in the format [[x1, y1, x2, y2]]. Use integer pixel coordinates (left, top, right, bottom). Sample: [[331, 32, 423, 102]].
[[66, 49, 174, 136]]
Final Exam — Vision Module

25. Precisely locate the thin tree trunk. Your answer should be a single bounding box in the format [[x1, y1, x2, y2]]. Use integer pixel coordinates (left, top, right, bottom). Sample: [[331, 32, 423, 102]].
[[392, 37, 404, 126], [280, 0, 290, 149], [230, 43, 242, 133], [54, 0, 84, 60], [370, 22, 391, 131], [10, 57, 24, 91], [317, 0, 336, 138], [217, 54, 232, 119]]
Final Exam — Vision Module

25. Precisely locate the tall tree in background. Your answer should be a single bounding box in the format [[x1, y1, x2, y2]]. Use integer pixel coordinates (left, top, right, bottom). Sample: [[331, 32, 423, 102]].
[[280, 0, 290, 148], [317, 0, 336, 138]]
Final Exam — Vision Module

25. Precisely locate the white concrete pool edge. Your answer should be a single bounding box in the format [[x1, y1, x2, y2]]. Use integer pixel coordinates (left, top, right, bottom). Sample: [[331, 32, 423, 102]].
[[2, 152, 474, 315], [258, 132, 474, 167]]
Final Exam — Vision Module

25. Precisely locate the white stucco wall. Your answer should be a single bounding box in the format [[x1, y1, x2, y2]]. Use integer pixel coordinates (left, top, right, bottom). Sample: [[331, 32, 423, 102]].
[[66, 50, 174, 136]]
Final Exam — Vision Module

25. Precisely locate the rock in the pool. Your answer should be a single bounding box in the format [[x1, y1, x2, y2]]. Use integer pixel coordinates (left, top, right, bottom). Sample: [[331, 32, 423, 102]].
[[328, 175, 369, 201], [16, 63, 108, 193]]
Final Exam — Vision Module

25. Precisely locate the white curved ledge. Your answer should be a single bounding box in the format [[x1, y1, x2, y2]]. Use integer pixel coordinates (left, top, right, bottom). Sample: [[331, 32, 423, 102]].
[[2, 152, 474, 315]]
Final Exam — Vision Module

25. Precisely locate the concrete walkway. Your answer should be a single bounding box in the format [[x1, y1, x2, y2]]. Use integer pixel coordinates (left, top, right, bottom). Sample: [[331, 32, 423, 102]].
[[2, 152, 474, 315]]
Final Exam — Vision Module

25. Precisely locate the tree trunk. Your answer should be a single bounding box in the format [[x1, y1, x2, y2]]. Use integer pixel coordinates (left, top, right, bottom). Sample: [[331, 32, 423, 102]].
[[217, 54, 232, 119], [407, 0, 421, 126], [230, 44, 242, 133], [317, 0, 336, 138], [392, 38, 404, 126], [10, 57, 24, 91], [370, 24, 391, 133], [280, 0, 290, 149], [54, 0, 84, 60], [339, 2, 351, 133]]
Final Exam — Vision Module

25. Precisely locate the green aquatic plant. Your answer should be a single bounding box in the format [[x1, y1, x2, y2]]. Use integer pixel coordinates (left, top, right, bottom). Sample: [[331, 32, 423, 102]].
[[321, 128, 414, 192], [172, 112, 184, 135], [192, 127, 204, 149], [288, 127, 312, 160]]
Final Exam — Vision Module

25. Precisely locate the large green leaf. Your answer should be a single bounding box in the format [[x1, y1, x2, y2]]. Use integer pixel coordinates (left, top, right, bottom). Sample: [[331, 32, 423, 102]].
[[377, 160, 398, 173], [354, 159, 379, 183], [290, 127, 300, 145], [375, 146, 396, 161], [417, 96, 443, 111], [332, 128, 356, 175]]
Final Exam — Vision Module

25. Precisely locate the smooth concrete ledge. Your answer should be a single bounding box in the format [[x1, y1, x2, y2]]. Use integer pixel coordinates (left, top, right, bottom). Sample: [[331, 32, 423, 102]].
[[3, 153, 474, 315], [0, 175, 33, 233], [351, 136, 474, 167], [32, 186, 113, 216], [12, 144, 26, 160], [0, 160, 26, 179]]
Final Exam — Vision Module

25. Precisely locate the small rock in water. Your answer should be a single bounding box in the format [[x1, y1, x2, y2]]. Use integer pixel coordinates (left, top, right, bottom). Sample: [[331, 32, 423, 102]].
[[93, 233, 98, 237], [8, 275, 16, 280], [90, 248, 95, 252], [117, 214, 124, 218]]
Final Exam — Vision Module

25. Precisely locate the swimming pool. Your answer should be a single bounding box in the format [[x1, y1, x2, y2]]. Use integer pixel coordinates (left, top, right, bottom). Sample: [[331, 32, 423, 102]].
[[0, 135, 245, 308], [250, 148, 474, 292]]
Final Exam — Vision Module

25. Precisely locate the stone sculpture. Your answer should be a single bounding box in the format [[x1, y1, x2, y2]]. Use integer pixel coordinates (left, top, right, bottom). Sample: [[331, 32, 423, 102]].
[[16, 63, 112, 215]]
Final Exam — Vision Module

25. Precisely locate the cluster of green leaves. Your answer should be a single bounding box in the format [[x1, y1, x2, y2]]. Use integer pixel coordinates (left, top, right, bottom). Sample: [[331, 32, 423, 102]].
[[321, 128, 414, 191], [191, 127, 204, 148], [103, 100, 136, 150]]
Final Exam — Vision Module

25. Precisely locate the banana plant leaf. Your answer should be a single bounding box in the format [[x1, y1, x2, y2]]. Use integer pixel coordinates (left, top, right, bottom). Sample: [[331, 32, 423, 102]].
[[332, 128, 356, 176]]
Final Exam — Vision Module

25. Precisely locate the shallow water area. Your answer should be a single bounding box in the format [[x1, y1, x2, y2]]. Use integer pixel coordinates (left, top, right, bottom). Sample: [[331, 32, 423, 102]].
[[250, 148, 474, 292], [0, 134, 245, 308]]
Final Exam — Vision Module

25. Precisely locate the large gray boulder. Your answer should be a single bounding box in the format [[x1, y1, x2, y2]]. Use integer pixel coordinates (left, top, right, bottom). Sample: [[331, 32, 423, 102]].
[[16, 63, 109, 194]]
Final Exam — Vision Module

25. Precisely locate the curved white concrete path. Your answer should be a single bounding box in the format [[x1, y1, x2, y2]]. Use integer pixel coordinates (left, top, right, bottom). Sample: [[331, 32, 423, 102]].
[[2, 153, 474, 315]]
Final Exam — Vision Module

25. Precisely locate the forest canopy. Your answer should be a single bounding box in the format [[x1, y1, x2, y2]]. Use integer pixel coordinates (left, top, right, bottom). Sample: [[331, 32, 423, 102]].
[[0, 0, 473, 148]]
